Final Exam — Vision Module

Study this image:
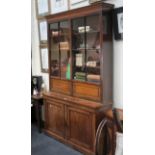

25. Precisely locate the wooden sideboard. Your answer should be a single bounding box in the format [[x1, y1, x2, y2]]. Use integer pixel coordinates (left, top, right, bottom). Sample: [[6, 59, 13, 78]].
[[43, 92, 112, 155]]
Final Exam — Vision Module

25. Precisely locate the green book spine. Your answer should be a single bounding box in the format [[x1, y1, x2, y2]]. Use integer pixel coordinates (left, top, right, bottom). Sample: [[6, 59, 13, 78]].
[[66, 63, 70, 80]]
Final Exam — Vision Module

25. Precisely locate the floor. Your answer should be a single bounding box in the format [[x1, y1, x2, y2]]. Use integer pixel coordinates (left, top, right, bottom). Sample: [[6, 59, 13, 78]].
[[31, 124, 83, 155]]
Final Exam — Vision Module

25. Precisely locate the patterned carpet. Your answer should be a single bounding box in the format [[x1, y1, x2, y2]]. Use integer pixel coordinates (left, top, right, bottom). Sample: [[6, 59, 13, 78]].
[[31, 125, 83, 155]]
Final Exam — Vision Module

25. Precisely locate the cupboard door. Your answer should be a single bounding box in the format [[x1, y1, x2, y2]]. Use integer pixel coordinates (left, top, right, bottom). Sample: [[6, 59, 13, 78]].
[[46, 100, 65, 137], [71, 14, 101, 84], [50, 20, 71, 80], [50, 22, 60, 77], [66, 106, 94, 150]]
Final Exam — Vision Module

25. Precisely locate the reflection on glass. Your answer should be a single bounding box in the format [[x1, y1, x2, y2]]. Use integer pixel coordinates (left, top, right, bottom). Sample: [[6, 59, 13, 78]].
[[60, 21, 70, 79], [86, 14, 100, 49], [71, 15, 101, 83], [50, 23, 60, 76], [86, 49, 100, 83], [73, 49, 86, 81], [86, 14, 100, 83], [72, 18, 85, 49], [72, 18, 86, 81]]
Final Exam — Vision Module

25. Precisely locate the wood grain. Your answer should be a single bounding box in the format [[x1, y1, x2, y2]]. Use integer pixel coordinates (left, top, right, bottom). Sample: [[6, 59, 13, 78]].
[[43, 92, 110, 155], [46, 100, 65, 138], [51, 78, 72, 95], [73, 82, 101, 101]]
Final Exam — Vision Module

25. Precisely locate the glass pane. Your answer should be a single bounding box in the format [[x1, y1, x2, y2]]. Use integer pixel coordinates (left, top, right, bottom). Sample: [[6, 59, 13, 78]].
[[73, 49, 86, 81], [86, 14, 100, 49], [72, 18, 86, 81], [86, 14, 100, 83], [50, 23, 60, 77], [72, 18, 85, 49], [86, 49, 100, 83], [59, 21, 71, 79]]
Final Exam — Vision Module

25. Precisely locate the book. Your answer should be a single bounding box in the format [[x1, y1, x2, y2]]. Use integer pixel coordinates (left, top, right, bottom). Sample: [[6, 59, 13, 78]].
[[76, 53, 83, 67], [87, 74, 100, 80]]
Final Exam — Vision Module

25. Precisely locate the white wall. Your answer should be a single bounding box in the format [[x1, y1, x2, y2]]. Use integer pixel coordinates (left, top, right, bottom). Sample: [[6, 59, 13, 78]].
[[31, 0, 123, 109]]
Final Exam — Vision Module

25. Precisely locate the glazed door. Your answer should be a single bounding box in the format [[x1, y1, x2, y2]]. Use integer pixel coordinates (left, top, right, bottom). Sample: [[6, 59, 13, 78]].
[[71, 14, 101, 84], [50, 21, 71, 79], [46, 100, 65, 138], [66, 106, 94, 151]]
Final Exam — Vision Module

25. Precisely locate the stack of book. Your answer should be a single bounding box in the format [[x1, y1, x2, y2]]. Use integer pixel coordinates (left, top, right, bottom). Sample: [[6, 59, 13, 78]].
[[87, 74, 100, 83], [86, 61, 97, 67], [78, 26, 91, 33], [75, 72, 86, 81]]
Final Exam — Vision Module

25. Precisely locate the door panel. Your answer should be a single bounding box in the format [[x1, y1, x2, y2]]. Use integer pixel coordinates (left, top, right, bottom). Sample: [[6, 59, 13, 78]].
[[47, 101, 65, 137], [67, 107, 93, 149]]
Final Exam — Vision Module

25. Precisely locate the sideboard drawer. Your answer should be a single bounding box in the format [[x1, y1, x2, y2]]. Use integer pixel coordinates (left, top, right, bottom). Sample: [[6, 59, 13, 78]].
[[73, 82, 101, 101], [51, 78, 72, 95]]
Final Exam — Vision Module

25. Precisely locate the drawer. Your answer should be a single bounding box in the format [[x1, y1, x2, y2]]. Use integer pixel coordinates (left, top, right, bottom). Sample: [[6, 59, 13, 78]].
[[73, 82, 101, 101], [51, 78, 72, 95]]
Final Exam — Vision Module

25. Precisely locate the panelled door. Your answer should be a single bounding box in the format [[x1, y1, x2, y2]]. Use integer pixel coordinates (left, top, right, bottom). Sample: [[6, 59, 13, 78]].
[[46, 100, 65, 138], [66, 106, 94, 150]]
